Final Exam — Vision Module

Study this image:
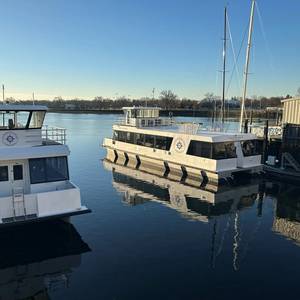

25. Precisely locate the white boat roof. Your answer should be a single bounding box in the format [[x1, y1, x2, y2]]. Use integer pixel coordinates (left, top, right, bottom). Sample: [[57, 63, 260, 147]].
[[0, 104, 48, 111], [152, 126, 257, 142], [114, 124, 257, 142], [122, 106, 161, 110]]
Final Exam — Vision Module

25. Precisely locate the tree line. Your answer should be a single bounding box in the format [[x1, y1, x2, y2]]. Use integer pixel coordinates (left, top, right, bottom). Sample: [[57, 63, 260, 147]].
[[11, 89, 290, 111]]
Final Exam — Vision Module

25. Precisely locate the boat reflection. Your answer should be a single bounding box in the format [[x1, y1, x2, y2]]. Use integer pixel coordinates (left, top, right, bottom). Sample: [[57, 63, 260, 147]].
[[0, 221, 90, 299], [266, 183, 300, 246], [103, 160, 261, 222], [104, 161, 300, 271]]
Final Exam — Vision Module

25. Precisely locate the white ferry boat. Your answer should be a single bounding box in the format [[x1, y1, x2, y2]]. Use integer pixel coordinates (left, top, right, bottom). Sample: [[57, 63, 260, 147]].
[[0, 104, 90, 226], [103, 107, 263, 185]]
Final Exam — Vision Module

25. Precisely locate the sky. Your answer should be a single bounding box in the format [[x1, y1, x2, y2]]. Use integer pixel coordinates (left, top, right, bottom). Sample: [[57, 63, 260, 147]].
[[0, 0, 299, 100]]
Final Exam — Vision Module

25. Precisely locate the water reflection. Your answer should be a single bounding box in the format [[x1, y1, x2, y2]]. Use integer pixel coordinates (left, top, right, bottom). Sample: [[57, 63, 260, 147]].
[[0, 221, 90, 299], [266, 183, 300, 246], [104, 160, 300, 271]]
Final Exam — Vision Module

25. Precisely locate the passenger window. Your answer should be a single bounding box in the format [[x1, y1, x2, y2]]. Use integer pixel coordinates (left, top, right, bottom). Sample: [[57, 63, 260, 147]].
[[13, 165, 23, 181], [29, 157, 69, 184], [155, 136, 173, 151], [136, 134, 145, 146], [241, 140, 261, 157], [144, 135, 155, 148], [187, 141, 212, 159], [29, 158, 46, 184], [45, 157, 69, 182], [212, 143, 237, 159], [0, 166, 8, 182]]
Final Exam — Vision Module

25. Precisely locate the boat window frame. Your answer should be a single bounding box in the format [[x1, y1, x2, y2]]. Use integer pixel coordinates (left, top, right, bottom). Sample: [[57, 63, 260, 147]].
[[241, 139, 262, 157], [187, 140, 237, 160], [113, 130, 173, 151], [0, 110, 46, 130], [29, 156, 70, 184], [0, 166, 9, 182]]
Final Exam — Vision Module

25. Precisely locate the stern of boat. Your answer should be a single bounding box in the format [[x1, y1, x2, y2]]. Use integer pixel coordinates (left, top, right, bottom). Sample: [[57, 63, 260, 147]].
[[0, 182, 90, 227]]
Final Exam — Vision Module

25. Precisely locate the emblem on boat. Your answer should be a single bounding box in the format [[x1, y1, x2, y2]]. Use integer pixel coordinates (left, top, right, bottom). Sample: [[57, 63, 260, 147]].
[[2, 132, 18, 146], [174, 138, 185, 153]]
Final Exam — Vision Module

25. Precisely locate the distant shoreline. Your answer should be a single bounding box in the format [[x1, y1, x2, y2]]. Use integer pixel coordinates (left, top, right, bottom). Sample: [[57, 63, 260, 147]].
[[48, 108, 277, 119]]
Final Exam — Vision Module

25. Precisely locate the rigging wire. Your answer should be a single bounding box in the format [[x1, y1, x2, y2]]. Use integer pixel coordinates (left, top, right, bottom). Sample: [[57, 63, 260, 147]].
[[225, 12, 243, 96], [225, 14, 250, 121], [226, 19, 249, 96], [256, 2, 274, 72]]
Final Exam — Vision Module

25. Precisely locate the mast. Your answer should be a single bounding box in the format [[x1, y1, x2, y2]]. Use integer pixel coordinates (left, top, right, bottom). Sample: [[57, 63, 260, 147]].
[[2, 84, 4, 103], [239, 0, 256, 133], [221, 6, 227, 124]]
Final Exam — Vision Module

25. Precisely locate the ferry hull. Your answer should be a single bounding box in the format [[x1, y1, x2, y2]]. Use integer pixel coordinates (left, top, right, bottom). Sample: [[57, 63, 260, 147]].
[[103, 140, 262, 186]]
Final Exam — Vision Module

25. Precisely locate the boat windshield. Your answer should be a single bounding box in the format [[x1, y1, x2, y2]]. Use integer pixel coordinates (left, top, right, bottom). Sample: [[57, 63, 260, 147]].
[[0, 110, 45, 130]]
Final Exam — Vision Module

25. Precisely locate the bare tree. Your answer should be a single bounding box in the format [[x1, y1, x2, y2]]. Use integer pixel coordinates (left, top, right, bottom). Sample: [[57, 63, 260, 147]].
[[160, 90, 178, 109]]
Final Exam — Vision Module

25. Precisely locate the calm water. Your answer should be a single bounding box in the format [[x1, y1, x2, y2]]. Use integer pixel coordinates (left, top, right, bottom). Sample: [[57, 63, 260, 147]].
[[1, 113, 300, 300]]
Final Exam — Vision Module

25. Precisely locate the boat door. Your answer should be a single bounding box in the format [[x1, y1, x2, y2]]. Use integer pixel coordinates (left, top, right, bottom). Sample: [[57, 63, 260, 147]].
[[0, 162, 25, 196], [9, 162, 25, 191]]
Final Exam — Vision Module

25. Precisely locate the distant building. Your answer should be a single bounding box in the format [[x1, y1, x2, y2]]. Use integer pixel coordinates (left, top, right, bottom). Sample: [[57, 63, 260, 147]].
[[282, 97, 300, 125], [65, 104, 76, 110]]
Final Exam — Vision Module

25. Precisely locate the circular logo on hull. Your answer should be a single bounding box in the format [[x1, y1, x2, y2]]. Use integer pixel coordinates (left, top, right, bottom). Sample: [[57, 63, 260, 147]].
[[174, 138, 185, 153], [2, 132, 18, 146]]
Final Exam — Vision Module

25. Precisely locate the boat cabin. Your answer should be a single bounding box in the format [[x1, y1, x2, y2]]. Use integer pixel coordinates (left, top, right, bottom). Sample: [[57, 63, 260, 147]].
[[0, 104, 48, 148], [0, 104, 46, 130], [0, 104, 89, 225], [122, 107, 172, 127]]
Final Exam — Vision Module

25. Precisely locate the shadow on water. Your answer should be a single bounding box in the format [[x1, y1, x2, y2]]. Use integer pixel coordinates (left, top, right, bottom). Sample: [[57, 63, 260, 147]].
[[0, 220, 90, 300]]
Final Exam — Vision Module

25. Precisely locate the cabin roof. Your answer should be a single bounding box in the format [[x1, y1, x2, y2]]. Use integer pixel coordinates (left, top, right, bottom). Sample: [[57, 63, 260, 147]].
[[114, 124, 257, 142], [281, 97, 300, 103], [0, 104, 48, 112], [122, 106, 161, 110]]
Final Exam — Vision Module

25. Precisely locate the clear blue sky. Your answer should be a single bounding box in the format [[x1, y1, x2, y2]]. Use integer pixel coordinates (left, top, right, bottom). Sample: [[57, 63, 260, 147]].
[[0, 0, 299, 100]]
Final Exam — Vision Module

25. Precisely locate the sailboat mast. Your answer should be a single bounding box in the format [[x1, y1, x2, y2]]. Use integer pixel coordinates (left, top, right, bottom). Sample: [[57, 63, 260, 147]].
[[2, 84, 4, 103], [239, 0, 256, 133], [221, 6, 227, 124]]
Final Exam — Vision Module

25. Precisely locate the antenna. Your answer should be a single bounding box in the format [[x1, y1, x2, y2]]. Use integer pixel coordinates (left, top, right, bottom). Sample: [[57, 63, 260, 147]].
[[32, 92, 35, 105], [239, 0, 256, 133], [221, 6, 227, 124]]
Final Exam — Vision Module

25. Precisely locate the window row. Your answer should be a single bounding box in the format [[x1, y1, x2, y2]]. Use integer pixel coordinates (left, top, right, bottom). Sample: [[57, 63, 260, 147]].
[[29, 156, 69, 184], [125, 109, 159, 118], [187, 141, 237, 160], [114, 130, 173, 150]]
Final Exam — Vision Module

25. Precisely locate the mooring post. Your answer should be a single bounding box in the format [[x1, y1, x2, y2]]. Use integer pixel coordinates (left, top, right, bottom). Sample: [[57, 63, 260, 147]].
[[262, 120, 269, 164], [244, 119, 249, 133]]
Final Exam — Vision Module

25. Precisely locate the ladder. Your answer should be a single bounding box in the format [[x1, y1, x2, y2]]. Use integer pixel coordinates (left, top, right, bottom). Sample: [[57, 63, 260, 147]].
[[12, 187, 26, 219], [281, 152, 300, 172]]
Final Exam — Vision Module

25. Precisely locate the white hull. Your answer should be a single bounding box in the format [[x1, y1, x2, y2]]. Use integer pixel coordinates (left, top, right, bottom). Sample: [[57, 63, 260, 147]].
[[0, 182, 89, 226], [103, 139, 262, 185]]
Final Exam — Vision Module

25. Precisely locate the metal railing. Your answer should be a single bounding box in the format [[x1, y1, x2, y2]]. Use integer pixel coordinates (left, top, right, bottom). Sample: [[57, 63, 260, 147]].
[[42, 126, 67, 145], [250, 124, 282, 138]]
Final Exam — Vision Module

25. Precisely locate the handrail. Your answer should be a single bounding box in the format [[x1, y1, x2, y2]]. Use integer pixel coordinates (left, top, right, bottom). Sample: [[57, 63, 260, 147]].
[[42, 125, 67, 145]]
